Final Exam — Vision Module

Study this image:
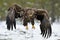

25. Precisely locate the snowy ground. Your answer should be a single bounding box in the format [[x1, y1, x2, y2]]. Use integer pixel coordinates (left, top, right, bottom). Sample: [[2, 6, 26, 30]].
[[0, 21, 60, 40]]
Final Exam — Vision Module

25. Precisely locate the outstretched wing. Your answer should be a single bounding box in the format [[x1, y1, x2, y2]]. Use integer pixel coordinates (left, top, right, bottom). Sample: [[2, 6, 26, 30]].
[[40, 17, 52, 38], [35, 9, 52, 38]]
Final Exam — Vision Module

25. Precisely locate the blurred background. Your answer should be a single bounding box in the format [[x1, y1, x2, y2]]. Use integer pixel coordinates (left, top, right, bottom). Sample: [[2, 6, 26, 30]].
[[0, 0, 60, 23], [0, 0, 60, 40]]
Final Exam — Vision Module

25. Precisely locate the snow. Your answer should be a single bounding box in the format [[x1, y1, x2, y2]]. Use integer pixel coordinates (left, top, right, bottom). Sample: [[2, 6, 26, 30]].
[[0, 21, 60, 40]]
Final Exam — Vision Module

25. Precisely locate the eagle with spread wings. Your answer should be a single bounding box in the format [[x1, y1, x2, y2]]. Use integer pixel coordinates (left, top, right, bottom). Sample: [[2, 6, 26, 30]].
[[6, 4, 52, 38]]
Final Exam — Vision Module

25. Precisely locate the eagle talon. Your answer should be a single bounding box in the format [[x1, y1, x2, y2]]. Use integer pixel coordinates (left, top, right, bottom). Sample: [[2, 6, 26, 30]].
[[25, 26, 28, 30], [32, 25, 35, 29]]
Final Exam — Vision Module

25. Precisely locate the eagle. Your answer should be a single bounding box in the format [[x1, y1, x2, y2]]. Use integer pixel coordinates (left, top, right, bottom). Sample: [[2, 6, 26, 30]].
[[6, 4, 52, 38]]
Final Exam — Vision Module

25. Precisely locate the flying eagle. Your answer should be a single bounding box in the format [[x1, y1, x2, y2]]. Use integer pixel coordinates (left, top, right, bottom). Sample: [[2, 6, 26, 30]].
[[6, 4, 52, 38]]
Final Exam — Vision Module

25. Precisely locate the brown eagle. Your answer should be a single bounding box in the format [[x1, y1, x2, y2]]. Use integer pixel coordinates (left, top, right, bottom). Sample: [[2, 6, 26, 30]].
[[6, 4, 52, 38]]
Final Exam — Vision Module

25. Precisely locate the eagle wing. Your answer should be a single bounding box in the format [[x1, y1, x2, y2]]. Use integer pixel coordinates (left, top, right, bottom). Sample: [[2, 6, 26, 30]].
[[35, 9, 52, 38]]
